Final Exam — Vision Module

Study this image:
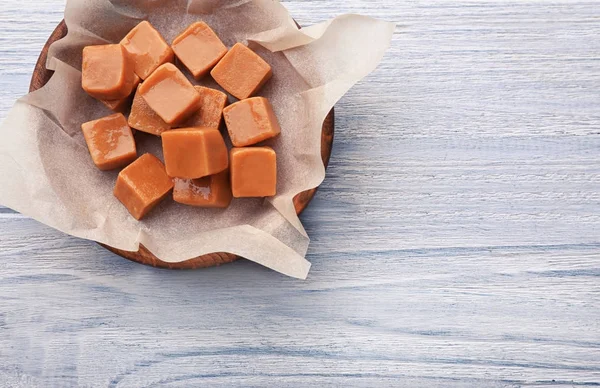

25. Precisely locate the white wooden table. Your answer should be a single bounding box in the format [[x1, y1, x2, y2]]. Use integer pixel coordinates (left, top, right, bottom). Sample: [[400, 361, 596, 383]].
[[1, 1, 599, 386]]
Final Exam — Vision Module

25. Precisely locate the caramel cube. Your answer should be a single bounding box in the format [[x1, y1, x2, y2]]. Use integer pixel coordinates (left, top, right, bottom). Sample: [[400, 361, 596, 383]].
[[100, 73, 140, 113], [138, 63, 200, 125], [128, 85, 170, 136], [81, 113, 137, 171], [82, 44, 137, 100], [162, 128, 228, 179], [230, 147, 276, 197], [172, 22, 228, 80], [113, 153, 174, 220], [210, 43, 272, 100], [173, 170, 232, 208], [182, 86, 228, 130], [223, 97, 280, 147], [120, 21, 174, 80]]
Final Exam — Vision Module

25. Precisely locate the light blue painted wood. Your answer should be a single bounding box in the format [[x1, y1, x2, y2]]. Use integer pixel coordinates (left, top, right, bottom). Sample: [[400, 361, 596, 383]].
[[0, 0, 599, 386]]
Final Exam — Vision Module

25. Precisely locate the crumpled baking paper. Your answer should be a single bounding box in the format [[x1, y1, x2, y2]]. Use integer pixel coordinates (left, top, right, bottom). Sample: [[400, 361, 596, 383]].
[[0, 0, 395, 279]]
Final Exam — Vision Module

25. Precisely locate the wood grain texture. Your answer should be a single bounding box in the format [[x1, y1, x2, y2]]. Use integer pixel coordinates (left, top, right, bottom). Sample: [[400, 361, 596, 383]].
[[1, 0, 600, 386], [28, 20, 334, 270]]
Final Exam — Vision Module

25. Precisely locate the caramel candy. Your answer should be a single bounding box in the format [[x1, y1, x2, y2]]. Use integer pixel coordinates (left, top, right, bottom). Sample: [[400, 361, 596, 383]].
[[138, 63, 200, 125], [120, 21, 174, 80], [173, 170, 232, 208], [172, 22, 228, 80], [100, 73, 141, 113], [223, 97, 281, 147], [128, 85, 170, 136], [210, 43, 272, 100], [162, 128, 228, 179], [82, 44, 136, 100], [81, 113, 137, 171], [183, 86, 228, 130], [230, 147, 276, 197], [113, 153, 174, 220]]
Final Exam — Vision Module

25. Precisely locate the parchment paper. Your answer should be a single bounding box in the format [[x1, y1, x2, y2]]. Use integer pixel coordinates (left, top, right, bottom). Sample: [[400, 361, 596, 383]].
[[0, 0, 394, 279]]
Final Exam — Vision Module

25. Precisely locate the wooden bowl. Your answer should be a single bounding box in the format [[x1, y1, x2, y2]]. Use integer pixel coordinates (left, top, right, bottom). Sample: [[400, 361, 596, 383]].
[[29, 20, 334, 270]]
